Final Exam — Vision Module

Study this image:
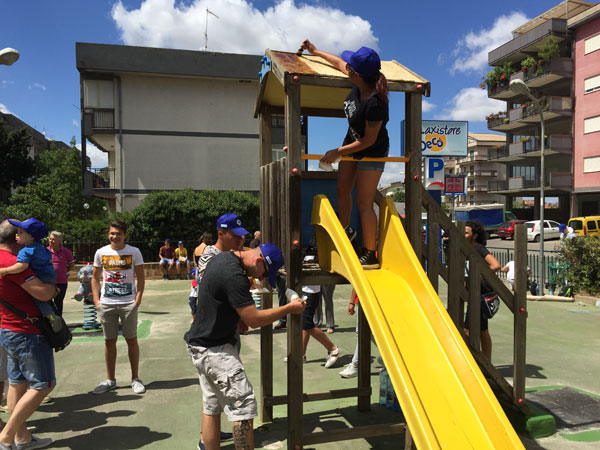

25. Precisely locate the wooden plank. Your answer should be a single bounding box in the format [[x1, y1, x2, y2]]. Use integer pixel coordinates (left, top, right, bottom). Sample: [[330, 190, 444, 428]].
[[427, 216, 440, 292], [467, 254, 481, 350], [303, 423, 406, 445], [259, 110, 272, 166], [301, 154, 409, 163], [404, 93, 422, 262], [259, 163, 273, 423], [447, 222, 465, 326], [513, 223, 528, 406], [284, 77, 304, 450], [265, 387, 372, 406], [357, 304, 371, 412]]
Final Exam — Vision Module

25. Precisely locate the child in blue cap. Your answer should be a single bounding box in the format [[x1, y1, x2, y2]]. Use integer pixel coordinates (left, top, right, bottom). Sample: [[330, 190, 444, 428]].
[[0, 218, 61, 330]]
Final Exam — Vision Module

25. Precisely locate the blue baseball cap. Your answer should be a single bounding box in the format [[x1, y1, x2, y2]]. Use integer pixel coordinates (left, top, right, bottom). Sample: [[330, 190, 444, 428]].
[[341, 46, 381, 78], [178, 240, 183, 244], [259, 243, 284, 288], [8, 218, 48, 241], [217, 213, 249, 237]]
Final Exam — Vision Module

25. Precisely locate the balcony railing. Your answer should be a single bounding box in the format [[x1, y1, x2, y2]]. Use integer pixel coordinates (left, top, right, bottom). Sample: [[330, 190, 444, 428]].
[[92, 109, 115, 128], [469, 170, 498, 177], [509, 135, 572, 157], [91, 168, 115, 189], [488, 19, 567, 66]]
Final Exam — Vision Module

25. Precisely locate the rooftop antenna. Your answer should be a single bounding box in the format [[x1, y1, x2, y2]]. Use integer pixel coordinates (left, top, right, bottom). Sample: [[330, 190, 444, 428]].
[[204, 8, 219, 51]]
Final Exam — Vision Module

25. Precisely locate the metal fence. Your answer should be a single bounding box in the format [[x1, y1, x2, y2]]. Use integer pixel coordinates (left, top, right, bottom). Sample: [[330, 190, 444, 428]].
[[488, 246, 562, 286]]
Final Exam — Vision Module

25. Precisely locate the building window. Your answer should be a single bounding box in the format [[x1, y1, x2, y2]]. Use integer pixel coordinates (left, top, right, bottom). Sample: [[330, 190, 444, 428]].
[[585, 33, 600, 55], [584, 156, 600, 173], [512, 165, 536, 180], [584, 74, 600, 94], [584, 115, 600, 134]]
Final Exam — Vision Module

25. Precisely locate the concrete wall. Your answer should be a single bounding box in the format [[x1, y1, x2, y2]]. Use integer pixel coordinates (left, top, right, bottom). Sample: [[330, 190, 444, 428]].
[[98, 73, 260, 210]]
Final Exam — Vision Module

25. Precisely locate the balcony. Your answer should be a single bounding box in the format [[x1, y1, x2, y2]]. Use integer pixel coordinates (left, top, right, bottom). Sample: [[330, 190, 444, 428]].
[[91, 168, 116, 189], [488, 172, 572, 194], [487, 97, 573, 132], [489, 58, 573, 100], [467, 185, 489, 193], [468, 170, 498, 177], [507, 135, 572, 160], [488, 19, 567, 66]]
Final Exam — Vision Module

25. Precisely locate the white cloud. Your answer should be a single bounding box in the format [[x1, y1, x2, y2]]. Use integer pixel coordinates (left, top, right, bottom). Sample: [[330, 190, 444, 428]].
[[28, 83, 46, 91], [111, 0, 378, 54], [72, 119, 79, 127], [437, 87, 505, 121], [77, 142, 108, 168], [380, 166, 404, 186], [450, 12, 529, 74], [422, 100, 435, 113], [0, 103, 12, 114]]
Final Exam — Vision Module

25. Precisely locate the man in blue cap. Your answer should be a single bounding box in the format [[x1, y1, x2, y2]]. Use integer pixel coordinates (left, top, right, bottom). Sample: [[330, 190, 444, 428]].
[[185, 243, 305, 450]]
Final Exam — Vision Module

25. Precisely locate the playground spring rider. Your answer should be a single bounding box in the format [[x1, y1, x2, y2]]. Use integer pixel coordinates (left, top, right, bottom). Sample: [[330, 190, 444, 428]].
[[73, 263, 100, 330]]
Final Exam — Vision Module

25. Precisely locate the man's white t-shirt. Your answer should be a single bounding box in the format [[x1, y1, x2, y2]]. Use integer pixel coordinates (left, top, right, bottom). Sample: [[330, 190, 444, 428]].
[[94, 244, 144, 304]]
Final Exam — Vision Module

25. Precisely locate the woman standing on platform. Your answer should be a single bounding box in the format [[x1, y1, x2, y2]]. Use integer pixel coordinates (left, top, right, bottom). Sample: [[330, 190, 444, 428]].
[[299, 39, 389, 269]]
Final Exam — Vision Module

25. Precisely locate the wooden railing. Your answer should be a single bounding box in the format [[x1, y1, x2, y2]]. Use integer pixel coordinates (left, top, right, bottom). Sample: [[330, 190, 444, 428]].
[[419, 185, 530, 413]]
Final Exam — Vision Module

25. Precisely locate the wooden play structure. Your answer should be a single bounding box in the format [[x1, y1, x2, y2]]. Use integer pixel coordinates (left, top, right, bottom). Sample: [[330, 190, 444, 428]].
[[254, 49, 529, 449]]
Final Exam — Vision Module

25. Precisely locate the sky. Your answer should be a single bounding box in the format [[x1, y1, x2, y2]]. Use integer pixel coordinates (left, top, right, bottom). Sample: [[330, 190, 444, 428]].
[[1, 0, 562, 186]]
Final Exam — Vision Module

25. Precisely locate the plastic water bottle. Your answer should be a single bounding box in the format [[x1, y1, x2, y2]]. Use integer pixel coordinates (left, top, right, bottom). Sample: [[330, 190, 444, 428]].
[[285, 288, 300, 302], [379, 369, 388, 406], [386, 373, 394, 410]]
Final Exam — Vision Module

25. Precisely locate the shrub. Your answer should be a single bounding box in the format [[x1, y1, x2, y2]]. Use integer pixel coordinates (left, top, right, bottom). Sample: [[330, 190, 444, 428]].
[[557, 237, 600, 296]]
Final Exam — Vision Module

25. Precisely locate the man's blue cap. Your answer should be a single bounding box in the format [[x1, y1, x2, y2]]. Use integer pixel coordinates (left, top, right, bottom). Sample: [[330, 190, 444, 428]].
[[341, 46, 381, 78], [178, 240, 183, 244], [259, 243, 284, 289], [217, 213, 249, 237], [559, 224, 566, 233], [8, 218, 48, 241]]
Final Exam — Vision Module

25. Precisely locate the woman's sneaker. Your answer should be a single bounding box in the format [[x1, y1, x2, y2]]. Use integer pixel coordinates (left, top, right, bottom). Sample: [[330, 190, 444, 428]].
[[339, 363, 358, 378], [324, 347, 341, 368], [359, 248, 379, 269]]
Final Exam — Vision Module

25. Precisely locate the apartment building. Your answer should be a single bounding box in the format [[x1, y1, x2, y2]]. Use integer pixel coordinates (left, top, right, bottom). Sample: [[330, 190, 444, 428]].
[[444, 133, 507, 207], [485, 0, 600, 221], [76, 43, 302, 211]]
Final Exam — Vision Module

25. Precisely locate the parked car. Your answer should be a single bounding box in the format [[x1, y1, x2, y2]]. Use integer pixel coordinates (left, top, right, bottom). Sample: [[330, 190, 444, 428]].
[[497, 220, 528, 240], [526, 220, 561, 242], [567, 216, 600, 237]]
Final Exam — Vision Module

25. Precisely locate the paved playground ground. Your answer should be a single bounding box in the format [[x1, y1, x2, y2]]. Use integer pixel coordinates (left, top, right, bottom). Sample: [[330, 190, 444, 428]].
[[8, 279, 598, 449]]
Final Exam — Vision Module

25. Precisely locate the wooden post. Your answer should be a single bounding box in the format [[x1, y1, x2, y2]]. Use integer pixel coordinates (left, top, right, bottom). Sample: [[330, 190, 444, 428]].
[[467, 254, 481, 350], [427, 218, 440, 292], [447, 222, 465, 326], [259, 109, 274, 423], [284, 76, 304, 450], [513, 223, 527, 405], [357, 303, 371, 412], [404, 93, 422, 262]]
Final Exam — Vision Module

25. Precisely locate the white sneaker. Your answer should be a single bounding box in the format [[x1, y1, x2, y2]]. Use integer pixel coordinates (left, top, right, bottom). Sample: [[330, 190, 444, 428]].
[[92, 379, 116, 394], [131, 378, 146, 394], [339, 363, 358, 378], [324, 347, 340, 368]]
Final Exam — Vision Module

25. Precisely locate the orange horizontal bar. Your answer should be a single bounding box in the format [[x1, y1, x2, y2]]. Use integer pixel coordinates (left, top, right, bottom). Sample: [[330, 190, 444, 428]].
[[301, 154, 409, 163]]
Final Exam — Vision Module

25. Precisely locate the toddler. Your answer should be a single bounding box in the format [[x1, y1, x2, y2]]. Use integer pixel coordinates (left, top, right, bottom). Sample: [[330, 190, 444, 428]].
[[0, 218, 60, 330]]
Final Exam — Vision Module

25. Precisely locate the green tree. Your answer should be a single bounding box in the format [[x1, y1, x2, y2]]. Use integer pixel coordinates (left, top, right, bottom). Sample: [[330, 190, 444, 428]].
[[0, 119, 35, 201], [129, 189, 260, 243], [3, 142, 108, 230], [391, 190, 405, 202]]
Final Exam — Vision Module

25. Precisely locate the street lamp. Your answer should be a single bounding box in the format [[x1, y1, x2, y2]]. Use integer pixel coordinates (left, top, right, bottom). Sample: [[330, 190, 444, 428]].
[[0, 48, 20, 66], [510, 78, 545, 295]]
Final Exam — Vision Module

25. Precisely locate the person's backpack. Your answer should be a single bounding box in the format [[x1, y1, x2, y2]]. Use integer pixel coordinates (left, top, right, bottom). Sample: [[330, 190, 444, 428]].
[[558, 284, 573, 298]]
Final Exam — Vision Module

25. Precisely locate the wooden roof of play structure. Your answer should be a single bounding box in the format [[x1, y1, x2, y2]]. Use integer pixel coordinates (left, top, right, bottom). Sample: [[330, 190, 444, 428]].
[[254, 50, 430, 118]]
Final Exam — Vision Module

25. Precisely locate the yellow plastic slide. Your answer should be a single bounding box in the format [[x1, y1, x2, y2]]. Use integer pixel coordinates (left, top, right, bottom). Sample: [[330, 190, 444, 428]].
[[311, 195, 524, 449]]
